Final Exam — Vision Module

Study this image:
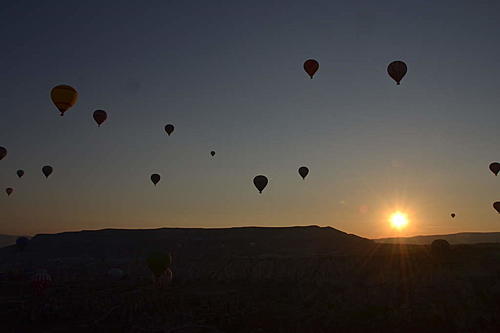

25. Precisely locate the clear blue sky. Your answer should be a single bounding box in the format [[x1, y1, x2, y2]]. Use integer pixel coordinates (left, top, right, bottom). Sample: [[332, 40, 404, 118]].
[[1, 0, 500, 238]]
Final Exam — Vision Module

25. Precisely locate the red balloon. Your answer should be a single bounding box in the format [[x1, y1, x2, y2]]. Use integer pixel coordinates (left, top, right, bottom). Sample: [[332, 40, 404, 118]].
[[93, 110, 107, 127], [6, 188, 13, 196], [303, 59, 319, 79], [0, 146, 6, 160], [387, 61, 407, 85]]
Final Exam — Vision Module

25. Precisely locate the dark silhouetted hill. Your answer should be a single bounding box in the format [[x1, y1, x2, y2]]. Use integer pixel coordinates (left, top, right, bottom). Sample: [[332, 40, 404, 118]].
[[0, 234, 21, 248], [375, 232, 500, 245]]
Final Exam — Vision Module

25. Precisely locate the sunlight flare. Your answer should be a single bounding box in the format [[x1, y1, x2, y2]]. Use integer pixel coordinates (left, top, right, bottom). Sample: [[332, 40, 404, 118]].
[[389, 212, 409, 230]]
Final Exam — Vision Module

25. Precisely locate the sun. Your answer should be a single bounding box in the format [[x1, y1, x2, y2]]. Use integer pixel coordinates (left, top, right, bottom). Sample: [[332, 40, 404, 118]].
[[389, 212, 409, 230]]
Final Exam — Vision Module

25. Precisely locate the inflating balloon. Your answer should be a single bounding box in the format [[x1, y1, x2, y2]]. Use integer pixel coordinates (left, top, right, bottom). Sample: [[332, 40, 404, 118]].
[[494, 202, 500, 214], [93, 110, 107, 127], [210, 151, 216, 157], [165, 124, 174, 136], [451, 213, 455, 218], [151, 174, 161, 186], [489, 162, 500, 176], [303, 59, 319, 79], [32, 269, 52, 295], [6, 188, 13, 196], [42, 165, 53, 178], [387, 61, 407, 85], [16, 170, 24, 178], [298, 166, 309, 180], [0, 146, 6, 160], [146, 252, 172, 278], [51, 85, 78, 116], [253, 175, 268, 193]]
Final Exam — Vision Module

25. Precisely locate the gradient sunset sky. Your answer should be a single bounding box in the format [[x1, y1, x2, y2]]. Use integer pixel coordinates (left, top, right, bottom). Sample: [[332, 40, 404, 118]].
[[1, 0, 500, 238]]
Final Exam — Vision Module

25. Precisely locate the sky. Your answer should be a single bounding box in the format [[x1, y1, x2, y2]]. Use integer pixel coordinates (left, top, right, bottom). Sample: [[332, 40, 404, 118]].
[[1, 0, 500, 238]]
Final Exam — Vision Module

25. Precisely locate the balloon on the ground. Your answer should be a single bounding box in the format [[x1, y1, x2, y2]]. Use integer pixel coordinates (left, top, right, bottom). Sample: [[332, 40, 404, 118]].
[[146, 252, 172, 278], [253, 175, 268, 193], [93, 110, 107, 127], [6, 188, 13, 196], [298, 166, 309, 180], [303, 59, 319, 79], [387, 61, 407, 85], [32, 269, 52, 294], [16, 170, 24, 178], [151, 174, 161, 186], [42, 166, 53, 178], [489, 162, 500, 176], [0, 146, 6, 160], [51, 85, 78, 116], [165, 124, 174, 136]]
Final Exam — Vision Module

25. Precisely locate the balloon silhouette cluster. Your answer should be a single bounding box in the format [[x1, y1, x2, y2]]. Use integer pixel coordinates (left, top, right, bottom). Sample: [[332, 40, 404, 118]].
[[1, 60, 499, 216]]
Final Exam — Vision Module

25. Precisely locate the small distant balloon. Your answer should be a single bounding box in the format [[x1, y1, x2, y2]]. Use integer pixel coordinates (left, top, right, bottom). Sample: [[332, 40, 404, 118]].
[[16, 170, 24, 178], [165, 124, 174, 136], [6, 188, 13, 196], [151, 173, 161, 186], [494, 202, 500, 214], [93, 110, 107, 127], [387, 61, 407, 85], [298, 166, 309, 180], [42, 166, 53, 178], [303, 59, 319, 79], [0, 146, 6, 160], [489, 162, 500, 176], [253, 175, 268, 194], [451, 213, 455, 218], [50, 85, 78, 116], [210, 151, 216, 157]]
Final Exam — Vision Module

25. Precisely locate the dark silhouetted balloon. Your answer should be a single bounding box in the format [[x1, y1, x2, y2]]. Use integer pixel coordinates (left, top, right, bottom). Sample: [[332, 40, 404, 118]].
[[16, 170, 24, 178], [165, 124, 174, 136], [210, 151, 215, 157], [32, 269, 52, 295], [151, 174, 161, 186], [494, 202, 500, 214], [42, 166, 53, 178], [0, 146, 6, 160], [451, 213, 455, 218], [16, 237, 29, 251], [146, 252, 172, 278], [489, 162, 500, 176], [387, 61, 407, 85], [253, 175, 268, 193], [303, 59, 319, 79], [93, 110, 107, 127], [298, 166, 309, 180], [51, 85, 78, 116], [431, 239, 451, 258], [6, 188, 13, 196]]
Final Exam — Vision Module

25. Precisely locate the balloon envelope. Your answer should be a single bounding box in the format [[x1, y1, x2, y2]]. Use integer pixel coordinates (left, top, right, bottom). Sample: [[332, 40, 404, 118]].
[[494, 202, 500, 214], [42, 166, 53, 178], [151, 174, 161, 186], [93, 110, 107, 127], [253, 175, 268, 193], [210, 151, 215, 157], [51, 85, 78, 116], [6, 188, 13, 196], [451, 213, 455, 218], [387, 61, 407, 85], [0, 146, 6, 160], [303, 59, 319, 79], [32, 269, 52, 294], [489, 162, 500, 176], [165, 124, 174, 136], [298, 166, 309, 180], [16, 170, 24, 178], [146, 252, 171, 278]]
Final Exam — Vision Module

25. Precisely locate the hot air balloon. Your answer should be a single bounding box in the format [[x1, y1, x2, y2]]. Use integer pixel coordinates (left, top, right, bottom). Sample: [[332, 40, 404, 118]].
[[431, 239, 451, 258], [451, 213, 455, 218], [210, 151, 216, 157], [253, 175, 268, 194], [16, 237, 29, 251], [50, 85, 78, 116], [151, 174, 161, 186], [298, 166, 309, 180], [146, 252, 172, 279], [489, 162, 500, 176], [494, 202, 500, 214], [16, 170, 24, 178], [156, 268, 173, 288], [108, 268, 125, 280], [6, 188, 13, 196], [303, 59, 319, 79], [93, 110, 107, 127], [165, 124, 174, 136], [32, 269, 52, 295], [0, 146, 6, 160], [387, 61, 407, 85], [42, 166, 53, 178]]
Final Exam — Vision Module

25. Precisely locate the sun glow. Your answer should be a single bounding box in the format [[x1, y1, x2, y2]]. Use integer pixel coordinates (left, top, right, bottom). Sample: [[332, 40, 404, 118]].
[[390, 212, 409, 230]]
